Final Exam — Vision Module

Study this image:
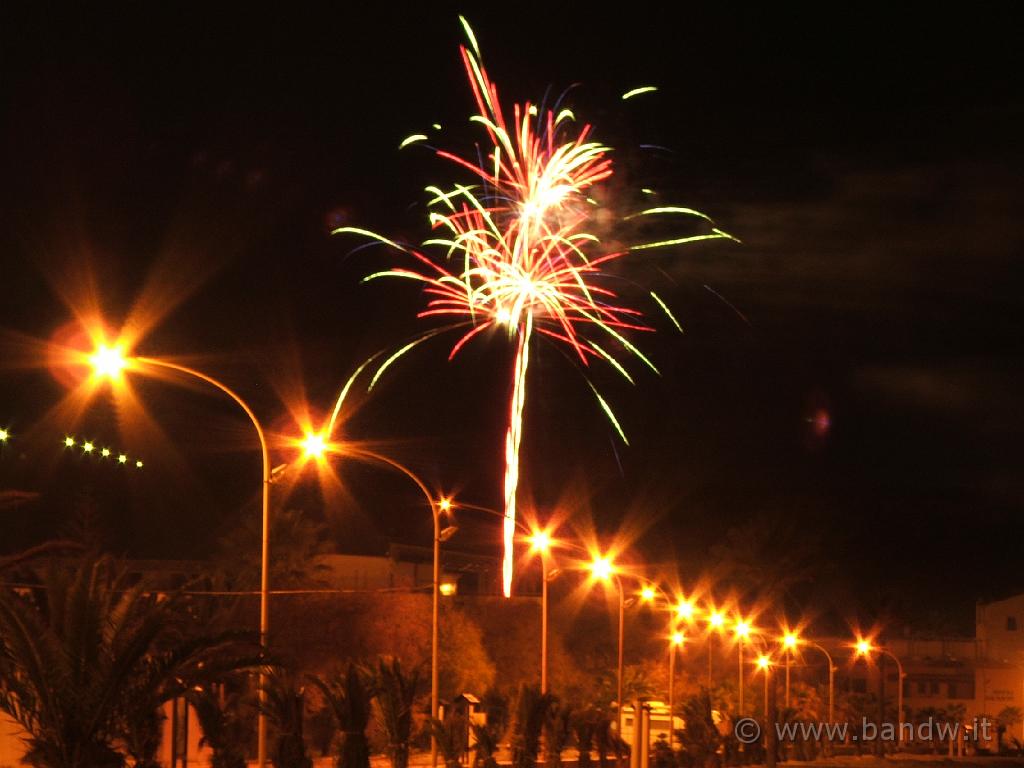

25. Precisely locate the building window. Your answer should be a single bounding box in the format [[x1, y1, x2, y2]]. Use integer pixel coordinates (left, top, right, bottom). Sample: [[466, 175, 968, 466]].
[[1007, 616, 1018, 631], [948, 681, 975, 700]]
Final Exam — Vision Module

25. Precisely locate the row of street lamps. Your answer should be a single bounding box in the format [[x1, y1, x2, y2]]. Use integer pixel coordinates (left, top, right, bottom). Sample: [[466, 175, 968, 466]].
[[66, 339, 905, 763], [536, 545, 904, 744]]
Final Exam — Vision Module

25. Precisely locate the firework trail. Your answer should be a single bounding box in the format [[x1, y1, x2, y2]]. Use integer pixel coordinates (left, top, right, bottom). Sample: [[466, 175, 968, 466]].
[[333, 18, 736, 596]]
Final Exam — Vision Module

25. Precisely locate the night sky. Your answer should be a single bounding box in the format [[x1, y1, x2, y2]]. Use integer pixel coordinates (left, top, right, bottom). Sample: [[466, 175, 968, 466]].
[[1, 6, 1021, 632]]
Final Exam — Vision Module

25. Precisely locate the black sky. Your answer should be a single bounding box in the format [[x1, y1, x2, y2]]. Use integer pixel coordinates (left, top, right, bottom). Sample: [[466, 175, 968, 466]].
[[1, 5, 1022, 631]]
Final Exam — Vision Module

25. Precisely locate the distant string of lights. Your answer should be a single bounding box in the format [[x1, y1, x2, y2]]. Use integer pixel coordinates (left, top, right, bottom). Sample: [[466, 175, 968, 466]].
[[0, 425, 142, 468], [62, 435, 143, 468]]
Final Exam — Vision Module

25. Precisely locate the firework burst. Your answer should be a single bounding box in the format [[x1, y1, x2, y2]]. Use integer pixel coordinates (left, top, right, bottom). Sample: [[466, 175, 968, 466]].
[[333, 17, 736, 597]]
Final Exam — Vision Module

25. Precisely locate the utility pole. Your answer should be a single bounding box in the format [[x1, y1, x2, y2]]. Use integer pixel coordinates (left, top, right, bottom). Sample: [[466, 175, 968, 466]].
[[766, 663, 777, 768]]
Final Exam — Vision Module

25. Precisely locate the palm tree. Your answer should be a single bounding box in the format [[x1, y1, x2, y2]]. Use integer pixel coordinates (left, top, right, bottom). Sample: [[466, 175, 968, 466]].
[[0, 555, 261, 768], [258, 669, 313, 768], [592, 711, 613, 768], [510, 684, 555, 768], [430, 711, 468, 768], [544, 703, 573, 768], [996, 707, 1022, 753], [571, 709, 597, 768], [470, 721, 501, 768], [187, 685, 251, 768], [678, 691, 722, 768], [372, 657, 422, 768], [309, 663, 373, 768]]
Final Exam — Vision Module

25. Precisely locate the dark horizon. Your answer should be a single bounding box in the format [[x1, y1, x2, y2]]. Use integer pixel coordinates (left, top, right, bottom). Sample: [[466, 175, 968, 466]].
[[1, 6, 1022, 635]]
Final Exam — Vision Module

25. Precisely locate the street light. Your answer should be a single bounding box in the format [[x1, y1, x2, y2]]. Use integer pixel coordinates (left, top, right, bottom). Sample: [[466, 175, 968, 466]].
[[668, 630, 684, 750], [308, 441, 450, 768], [756, 654, 772, 717], [706, 608, 726, 688], [855, 638, 905, 746], [89, 344, 274, 767], [735, 619, 751, 717], [676, 599, 696, 622], [782, 632, 798, 708], [300, 431, 327, 460], [89, 344, 127, 380], [588, 553, 626, 737], [528, 528, 557, 694], [783, 632, 835, 724]]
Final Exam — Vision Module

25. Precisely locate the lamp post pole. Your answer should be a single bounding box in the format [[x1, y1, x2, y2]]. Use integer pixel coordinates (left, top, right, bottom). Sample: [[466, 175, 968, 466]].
[[668, 636, 680, 750], [880, 648, 905, 746], [807, 641, 835, 724], [347, 449, 446, 767], [785, 649, 791, 709], [708, 638, 713, 688], [432, 501, 441, 766], [738, 639, 745, 717], [541, 549, 550, 694], [617, 575, 625, 738], [856, 641, 905, 750]]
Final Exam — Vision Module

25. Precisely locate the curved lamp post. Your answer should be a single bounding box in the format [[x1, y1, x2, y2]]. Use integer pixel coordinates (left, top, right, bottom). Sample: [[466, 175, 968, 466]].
[[856, 639, 905, 746], [441, 499, 550, 693], [706, 609, 726, 688], [588, 556, 627, 737], [89, 347, 273, 767], [303, 441, 451, 767], [793, 635, 835, 724], [735, 620, 752, 717]]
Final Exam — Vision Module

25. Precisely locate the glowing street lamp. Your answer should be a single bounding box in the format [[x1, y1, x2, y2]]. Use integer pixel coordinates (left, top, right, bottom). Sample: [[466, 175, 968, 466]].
[[640, 585, 658, 603], [0, 428, 8, 442], [89, 344, 127, 380], [82, 441, 94, 454], [117, 453, 127, 464], [101, 448, 111, 458], [300, 431, 328, 460], [855, 638, 905, 745], [529, 529, 551, 554], [589, 555, 615, 583], [676, 599, 696, 622], [63, 436, 75, 448]]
